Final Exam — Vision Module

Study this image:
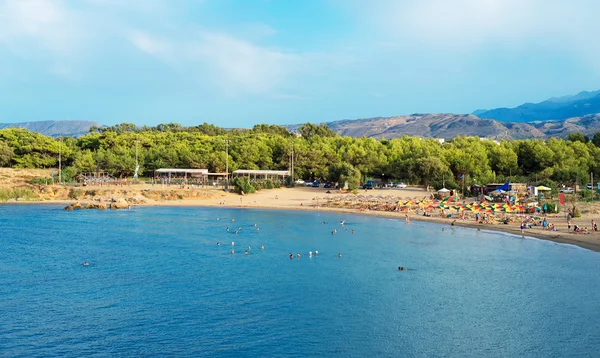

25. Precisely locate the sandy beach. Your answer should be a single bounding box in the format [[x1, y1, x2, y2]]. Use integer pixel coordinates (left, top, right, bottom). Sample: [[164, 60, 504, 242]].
[[4, 176, 600, 252]]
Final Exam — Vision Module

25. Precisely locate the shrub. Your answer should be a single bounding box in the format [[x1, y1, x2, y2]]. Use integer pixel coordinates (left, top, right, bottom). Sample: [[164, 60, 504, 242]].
[[545, 202, 560, 214], [68, 188, 83, 199], [231, 177, 255, 194], [29, 177, 52, 185], [263, 179, 274, 189], [0, 188, 38, 201]]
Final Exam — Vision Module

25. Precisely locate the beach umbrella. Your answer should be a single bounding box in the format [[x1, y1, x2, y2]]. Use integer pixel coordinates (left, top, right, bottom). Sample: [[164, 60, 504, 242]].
[[536, 186, 552, 191]]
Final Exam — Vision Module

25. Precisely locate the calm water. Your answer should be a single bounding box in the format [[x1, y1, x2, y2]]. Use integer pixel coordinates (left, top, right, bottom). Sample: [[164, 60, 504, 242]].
[[1, 205, 599, 357]]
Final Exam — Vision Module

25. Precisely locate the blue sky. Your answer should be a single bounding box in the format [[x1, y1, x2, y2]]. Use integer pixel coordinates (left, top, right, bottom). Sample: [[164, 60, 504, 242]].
[[1, 0, 599, 127]]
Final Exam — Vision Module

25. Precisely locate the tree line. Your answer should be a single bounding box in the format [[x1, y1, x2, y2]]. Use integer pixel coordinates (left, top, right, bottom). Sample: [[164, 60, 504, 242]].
[[1, 122, 600, 191]]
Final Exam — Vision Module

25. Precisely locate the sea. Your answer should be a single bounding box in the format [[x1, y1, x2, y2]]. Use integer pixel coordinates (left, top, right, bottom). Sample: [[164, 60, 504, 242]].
[[1, 205, 599, 357]]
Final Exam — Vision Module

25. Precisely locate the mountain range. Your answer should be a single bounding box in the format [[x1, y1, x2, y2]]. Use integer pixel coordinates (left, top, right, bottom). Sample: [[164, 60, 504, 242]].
[[0, 120, 101, 137], [474, 90, 600, 122], [1, 90, 600, 140]]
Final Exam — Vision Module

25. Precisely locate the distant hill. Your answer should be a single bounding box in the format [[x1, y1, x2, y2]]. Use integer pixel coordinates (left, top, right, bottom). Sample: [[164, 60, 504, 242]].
[[475, 90, 600, 122], [286, 113, 600, 140], [0, 120, 101, 137]]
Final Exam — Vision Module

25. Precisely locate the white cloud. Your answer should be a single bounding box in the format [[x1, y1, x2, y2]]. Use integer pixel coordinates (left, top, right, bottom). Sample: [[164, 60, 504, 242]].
[[0, 0, 81, 54], [129, 31, 174, 62], [350, 0, 600, 50], [192, 32, 300, 95]]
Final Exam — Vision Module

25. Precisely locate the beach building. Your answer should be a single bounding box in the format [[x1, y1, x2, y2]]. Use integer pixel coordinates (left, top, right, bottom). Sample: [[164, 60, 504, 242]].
[[154, 168, 228, 187], [232, 170, 290, 182]]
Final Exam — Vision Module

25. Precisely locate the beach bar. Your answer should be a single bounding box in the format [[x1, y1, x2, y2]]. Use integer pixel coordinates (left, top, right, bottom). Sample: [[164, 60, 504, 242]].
[[232, 169, 290, 182]]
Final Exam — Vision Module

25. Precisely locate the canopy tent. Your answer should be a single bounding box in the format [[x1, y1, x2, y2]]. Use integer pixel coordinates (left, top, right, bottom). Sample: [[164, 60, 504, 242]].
[[437, 188, 450, 193], [536, 185, 552, 191]]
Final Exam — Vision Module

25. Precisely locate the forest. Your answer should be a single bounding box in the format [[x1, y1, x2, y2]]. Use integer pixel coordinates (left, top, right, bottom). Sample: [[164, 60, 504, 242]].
[[1, 122, 600, 192]]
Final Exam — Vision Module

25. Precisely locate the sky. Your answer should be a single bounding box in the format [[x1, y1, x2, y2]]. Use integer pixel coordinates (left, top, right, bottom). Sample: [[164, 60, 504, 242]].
[[1, 0, 600, 127]]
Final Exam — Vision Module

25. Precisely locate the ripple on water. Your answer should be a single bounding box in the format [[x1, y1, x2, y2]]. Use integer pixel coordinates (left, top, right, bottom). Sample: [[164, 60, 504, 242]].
[[1, 204, 599, 357]]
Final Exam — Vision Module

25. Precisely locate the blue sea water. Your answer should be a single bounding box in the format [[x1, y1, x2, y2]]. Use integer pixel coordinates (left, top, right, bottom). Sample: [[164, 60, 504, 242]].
[[1, 205, 600, 357]]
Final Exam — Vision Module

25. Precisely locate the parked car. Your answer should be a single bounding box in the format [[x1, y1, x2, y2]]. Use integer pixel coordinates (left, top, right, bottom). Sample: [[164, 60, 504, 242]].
[[396, 182, 407, 188], [560, 188, 574, 194], [364, 180, 374, 190], [312, 181, 320, 188], [587, 183, 594, 190], [304, 181, 313, 187], [295, 179, 305, 185], [323, 182, 333, 188]]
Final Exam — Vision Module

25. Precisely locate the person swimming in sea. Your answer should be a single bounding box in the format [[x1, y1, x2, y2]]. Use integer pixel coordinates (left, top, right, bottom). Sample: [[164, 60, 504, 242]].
[[231, 218, 235, 222], [254, 223, 257, 227], [309, 251, 313, 257], [244, 250, 248, 255], [226, 227, 229, 232], [340, 220, 345, 226], [451, 220, 456, 227], [289, 253, 293, 259], [83, 261, 89, 266], [260, 245, 264, 250], [338, 253, 342, 258], [235, 231, 238, 234], [315, 250, 319, 256], [297, 252, 301, 258], [217, 242, 220, 246], [248, 246, 251, 250], [398, 266, 406, 271], [231, 241, 235, 246], [351, 229, 354, 234], [231, 250, 235, 254]]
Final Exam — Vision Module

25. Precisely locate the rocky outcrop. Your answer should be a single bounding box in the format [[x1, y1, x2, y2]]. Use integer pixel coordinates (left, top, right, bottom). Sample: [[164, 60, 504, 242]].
[[64, 202, 107, 210], [110, 198, 130, 210]]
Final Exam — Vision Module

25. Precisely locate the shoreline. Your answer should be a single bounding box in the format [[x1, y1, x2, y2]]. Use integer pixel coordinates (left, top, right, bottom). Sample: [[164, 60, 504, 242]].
[[4, 194, 600, 253]]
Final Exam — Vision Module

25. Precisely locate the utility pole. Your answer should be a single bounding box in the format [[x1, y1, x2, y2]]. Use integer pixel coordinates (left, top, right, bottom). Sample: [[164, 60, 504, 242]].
[[291, 141, 295, 186], [58, 137, 62, 185], [225, 139, 230, 190], [134, 140, 139, 180]]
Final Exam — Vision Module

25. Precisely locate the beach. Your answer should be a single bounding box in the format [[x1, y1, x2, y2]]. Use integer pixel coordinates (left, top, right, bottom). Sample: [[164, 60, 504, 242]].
[[16, 183, 596, 252]]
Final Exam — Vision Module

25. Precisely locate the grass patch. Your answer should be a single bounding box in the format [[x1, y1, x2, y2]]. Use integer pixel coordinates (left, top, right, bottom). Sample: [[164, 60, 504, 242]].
[[0, 188, 38, 201]]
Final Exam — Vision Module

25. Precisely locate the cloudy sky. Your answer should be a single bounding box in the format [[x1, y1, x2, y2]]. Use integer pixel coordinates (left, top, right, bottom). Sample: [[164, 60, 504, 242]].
[[1, 0, 599, 127]]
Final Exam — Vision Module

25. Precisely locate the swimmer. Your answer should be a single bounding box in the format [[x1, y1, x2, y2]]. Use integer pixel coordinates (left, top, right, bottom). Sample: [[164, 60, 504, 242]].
[[226, 227, 229, 232], [260, 245, 264, 250], [351, 230, 354, 234], [254, 223, 257, 227], [83, 261, 89, 266], [217, 242, 220, 246], [231, 250, 235, 254], [256, 227, 260, 231], [238, 227, 242, 231], [345, 229, 348, 232], [309, 251, 313, 257], [340, 220, 345, 226], [231, 218, 235, 222], [338, 253, 342, 258], [451, 220, 456, 227], [315, 250, 319, 256], [289, 253, 293, 259], [232, 241, 235, 246], [248, 246, 251, 250], [398, 266, 406, 271], [216, 218, 220, 221], [244, 250, 248, 255], [297, 252, 301, 258], [235, 231, 238, 234], [322, 221, 327, 224]]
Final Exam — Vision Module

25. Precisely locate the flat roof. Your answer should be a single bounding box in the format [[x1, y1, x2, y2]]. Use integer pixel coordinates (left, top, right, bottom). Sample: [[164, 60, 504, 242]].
[[233, 170, 290, 175], [155, 168, 208, 174]]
